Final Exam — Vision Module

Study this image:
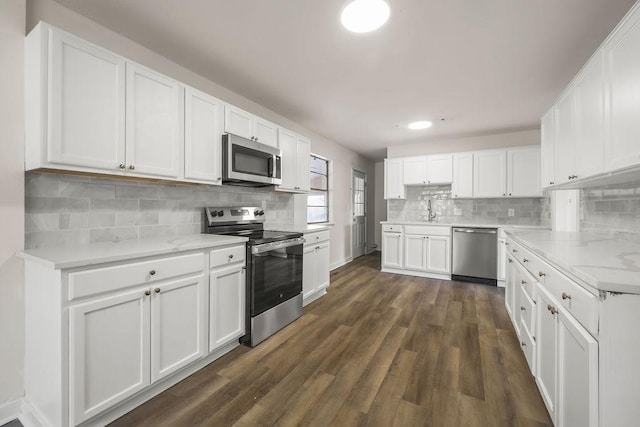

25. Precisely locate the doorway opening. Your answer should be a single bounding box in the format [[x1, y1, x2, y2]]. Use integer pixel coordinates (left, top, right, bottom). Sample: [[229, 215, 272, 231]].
[[352, 169, 367, 260]]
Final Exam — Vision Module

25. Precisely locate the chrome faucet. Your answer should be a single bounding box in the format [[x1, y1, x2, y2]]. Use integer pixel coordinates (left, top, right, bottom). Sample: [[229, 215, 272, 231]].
[[427, 199, 436, 222]]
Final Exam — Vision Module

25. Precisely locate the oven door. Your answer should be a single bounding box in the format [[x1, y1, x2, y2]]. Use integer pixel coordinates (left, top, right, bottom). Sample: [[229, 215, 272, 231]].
[[249, 239, 303, 317], [223, 133, 282, 185]]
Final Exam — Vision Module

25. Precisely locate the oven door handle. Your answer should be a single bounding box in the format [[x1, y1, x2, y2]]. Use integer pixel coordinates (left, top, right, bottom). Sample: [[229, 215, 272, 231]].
[[251, 237, 305, 254]]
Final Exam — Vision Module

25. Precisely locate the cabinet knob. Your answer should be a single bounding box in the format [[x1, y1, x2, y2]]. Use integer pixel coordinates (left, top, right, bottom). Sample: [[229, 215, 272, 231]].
[[508, 258, 513, 263], [520, 306, 526, 311], [129, 165, 135, 170], [562, 292, 571, 300], [154, 288, 161, 294], [512, 249, 518, 253], [149, 269, 156, 276], [509, 193, 512, 196], [454, 194, 457, 198], [550, 181, 554, 185], [255, 137, 259, 142], [217, 177, 222, 181], [144, 290, 151, 296], [119, 164, 126, 169], [523, 258, 528, 263], [521, 280, 527, 285], [503, 193, 506, 196], [228, 254, 234, 259], [538, 271, 546, 277], [521, 341, 527, 347]]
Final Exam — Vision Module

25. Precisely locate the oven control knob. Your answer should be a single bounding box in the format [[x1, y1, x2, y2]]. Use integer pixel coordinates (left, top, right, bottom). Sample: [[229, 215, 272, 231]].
[[217, 210, 224, 217], [258, 210, 265, 216], [211, 210, 218, 217], [254, 209, 260, 216]]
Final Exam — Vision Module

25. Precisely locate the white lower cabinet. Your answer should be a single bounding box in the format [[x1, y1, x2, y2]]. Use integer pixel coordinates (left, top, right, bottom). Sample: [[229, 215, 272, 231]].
[[209, 264, 245, 352], [535, 284, 558, 423], [25, 243, 247, 426], [426, 235, 450, 274], [302, 231, 330, 306], [382, 230, 404, 269], [403, 234, 427, 271], [381, 225, 451, 278]]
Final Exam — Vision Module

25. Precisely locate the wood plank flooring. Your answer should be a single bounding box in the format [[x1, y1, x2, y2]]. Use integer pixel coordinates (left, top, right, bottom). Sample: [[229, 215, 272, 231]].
[[110, 253, 552, 426]]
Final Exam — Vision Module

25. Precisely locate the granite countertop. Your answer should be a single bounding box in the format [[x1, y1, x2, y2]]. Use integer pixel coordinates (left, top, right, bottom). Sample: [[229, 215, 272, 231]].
[[505, 229, 640, 295], [264, 223, 334, 233], [21, 234, 248, 270], [381, 221, 550, 230]]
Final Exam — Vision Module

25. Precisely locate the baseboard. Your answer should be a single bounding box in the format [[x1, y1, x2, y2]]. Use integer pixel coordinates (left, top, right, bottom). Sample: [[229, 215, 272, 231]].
[[19, 398, 48, 427], [380, 267, 451, 281], [0, 398, 22, 426], [330, 256, 353, 271]]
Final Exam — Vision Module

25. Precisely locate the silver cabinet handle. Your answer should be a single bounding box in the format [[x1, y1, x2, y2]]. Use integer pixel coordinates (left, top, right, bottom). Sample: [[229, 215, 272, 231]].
[[119, 164, 126, 169], [562, 292, 571, 300], [144, 290, 151, 296], [129, 165, 135, 170], [154, 288, 161, 294], [149, 270, 156, 276]]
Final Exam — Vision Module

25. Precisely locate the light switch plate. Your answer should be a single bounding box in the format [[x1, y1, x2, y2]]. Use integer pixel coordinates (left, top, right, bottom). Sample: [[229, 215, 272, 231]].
[[508, 208, 515, 217], [454, 208, 462, 216]]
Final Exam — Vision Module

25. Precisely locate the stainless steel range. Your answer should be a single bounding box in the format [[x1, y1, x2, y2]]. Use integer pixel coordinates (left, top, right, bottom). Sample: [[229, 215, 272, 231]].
[[203, 207, 304, 347]]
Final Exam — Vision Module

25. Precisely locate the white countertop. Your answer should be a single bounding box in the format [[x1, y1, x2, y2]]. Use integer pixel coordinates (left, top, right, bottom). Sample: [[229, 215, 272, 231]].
[[505, 229, 640, 295], [381, 221, 550, 230], [21, 234, 248, 270], [264, 223, 334, 233]]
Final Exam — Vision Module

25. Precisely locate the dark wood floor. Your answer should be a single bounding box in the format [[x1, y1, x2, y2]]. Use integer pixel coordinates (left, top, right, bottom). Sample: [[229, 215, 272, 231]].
[[111, 253, 552, 427]]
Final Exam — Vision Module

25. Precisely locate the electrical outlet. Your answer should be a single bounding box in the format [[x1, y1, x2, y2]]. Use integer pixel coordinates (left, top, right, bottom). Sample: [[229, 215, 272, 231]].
[[454, 208, 462, 216], [508, 208, 515, 217]]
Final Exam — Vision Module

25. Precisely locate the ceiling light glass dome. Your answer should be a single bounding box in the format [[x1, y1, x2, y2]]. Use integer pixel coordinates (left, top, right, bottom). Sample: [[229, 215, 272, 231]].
[[341, 0, 390, 33]]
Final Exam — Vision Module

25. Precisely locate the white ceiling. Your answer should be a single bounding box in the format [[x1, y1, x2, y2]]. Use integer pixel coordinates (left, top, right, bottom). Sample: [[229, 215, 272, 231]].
[[53, 0, 636, 160]]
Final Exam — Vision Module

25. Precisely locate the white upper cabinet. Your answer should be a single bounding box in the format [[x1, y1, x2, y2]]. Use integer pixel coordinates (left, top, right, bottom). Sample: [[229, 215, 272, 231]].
[[403, 157, 428, 185], [384, 158, 405, 199], [277, 128, 310, 193], [554, 89, 577, 186], [507, 146, 542, 197], [574, 51, 605, 179], [540, 109, 556, 188], [34, 25, 126, 172], [184, 87, 223, 184], [224, 104, 278, 147], [126, 64, 183, 178], [426, 154, 453, 184], [474, 149, 507, 198], [605, 9, 640, 172], [452, 152, 474, 198]]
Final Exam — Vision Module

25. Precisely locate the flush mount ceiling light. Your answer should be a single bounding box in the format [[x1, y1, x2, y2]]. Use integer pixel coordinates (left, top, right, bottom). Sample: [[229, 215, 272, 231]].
[[408, 121, 433, 130], [341, 0, 390, 33]]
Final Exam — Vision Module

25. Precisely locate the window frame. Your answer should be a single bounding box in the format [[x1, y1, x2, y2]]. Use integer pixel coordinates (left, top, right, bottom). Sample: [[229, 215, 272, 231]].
[[307, 154, 331, 224]]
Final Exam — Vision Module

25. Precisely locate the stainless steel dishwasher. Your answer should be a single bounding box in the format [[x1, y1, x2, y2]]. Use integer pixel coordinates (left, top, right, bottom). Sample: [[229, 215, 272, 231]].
[[451, 227, 498, 285]]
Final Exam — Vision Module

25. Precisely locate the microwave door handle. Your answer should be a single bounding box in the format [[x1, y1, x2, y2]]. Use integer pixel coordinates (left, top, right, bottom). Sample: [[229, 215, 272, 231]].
[[268, 155, 275, 177]]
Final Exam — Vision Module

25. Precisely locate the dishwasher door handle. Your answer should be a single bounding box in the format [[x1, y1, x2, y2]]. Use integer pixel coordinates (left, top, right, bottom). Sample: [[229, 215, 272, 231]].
[[453, 228, 497, 234]]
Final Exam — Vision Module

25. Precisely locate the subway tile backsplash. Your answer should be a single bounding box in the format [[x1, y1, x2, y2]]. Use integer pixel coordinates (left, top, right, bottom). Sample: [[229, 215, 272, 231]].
[[388, 185, 551, 226], [581, 181, 640, 239], [24, 172, 294, 249]]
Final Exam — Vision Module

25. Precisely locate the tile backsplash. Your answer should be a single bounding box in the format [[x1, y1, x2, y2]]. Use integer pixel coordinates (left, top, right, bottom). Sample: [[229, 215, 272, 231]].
[[581, 181, 640, 238], [25, 172, 294, 249], [388, 185, 550, 226]]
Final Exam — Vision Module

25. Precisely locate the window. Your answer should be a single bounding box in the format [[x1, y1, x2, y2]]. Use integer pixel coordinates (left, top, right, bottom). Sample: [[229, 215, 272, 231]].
[[307, 155, 329, 223]]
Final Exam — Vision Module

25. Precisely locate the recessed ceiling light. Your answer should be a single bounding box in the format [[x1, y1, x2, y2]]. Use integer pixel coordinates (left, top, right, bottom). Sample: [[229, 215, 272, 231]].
[[341, 0, 390, 33], [408, 121, 433, 130]]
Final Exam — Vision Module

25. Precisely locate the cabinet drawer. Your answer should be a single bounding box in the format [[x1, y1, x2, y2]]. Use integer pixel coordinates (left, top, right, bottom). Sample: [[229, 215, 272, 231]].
[[68, 253, 205, 301], [520, 325, 536, 375], [210, 245, 246, 269], [519, 289, 536, 338], [518, 247, 539, 278], [305, 230, 330, 245], [403, 225, 450, 236], [518, 267, 537, 302], [539, 259, 598, 335], [382, 224, 402, 233]]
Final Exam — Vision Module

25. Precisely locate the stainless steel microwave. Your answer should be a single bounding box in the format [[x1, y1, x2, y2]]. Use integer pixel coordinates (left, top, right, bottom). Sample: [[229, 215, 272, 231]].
[[222, 133, 282, 186]]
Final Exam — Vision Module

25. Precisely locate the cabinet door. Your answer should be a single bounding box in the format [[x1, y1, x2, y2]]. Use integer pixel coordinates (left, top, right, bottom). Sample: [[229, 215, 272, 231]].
[[452, 152, 474, 198], [382, 232, 403, 268], [536, 285, 559, 424], [497, 238, 506, 282], [253, 117, 278, 147], [541, 109, 556, 188], [184, 87, 223, 184], [224, 104, 253, 140], [426, 235, 450, 274], [151, 274, 207, 383], [295, 135, 311, 192], [554, 89, 577, 185], [384, 158, 405, 199], [303, 245, 316, 300], [403, 157, 428, 185], [278, 128, 297, 190], [473, 150, 507, 198], [316, 242, 330, 290], [558, 310, 598, 427], [48, 29, 126, 171], [426, 154, 453, 184], [69, 288, 150, 424], [507, 147, 542, 197], [512, 264, 522, 337], [505, 256, 515, 317], [574, 51, 605, 179], [403, 234, 427, 271], [605, 10, 640, 171], [209, 265, 246, 352], [126, 63, 182, 178]]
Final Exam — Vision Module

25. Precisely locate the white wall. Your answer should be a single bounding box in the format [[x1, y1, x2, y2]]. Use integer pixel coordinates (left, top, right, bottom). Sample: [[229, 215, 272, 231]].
[[26, 0, 375, 268], [0, 0, 26, 405], [373, 162, 386, 250], [387, 128, 541, 158]]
